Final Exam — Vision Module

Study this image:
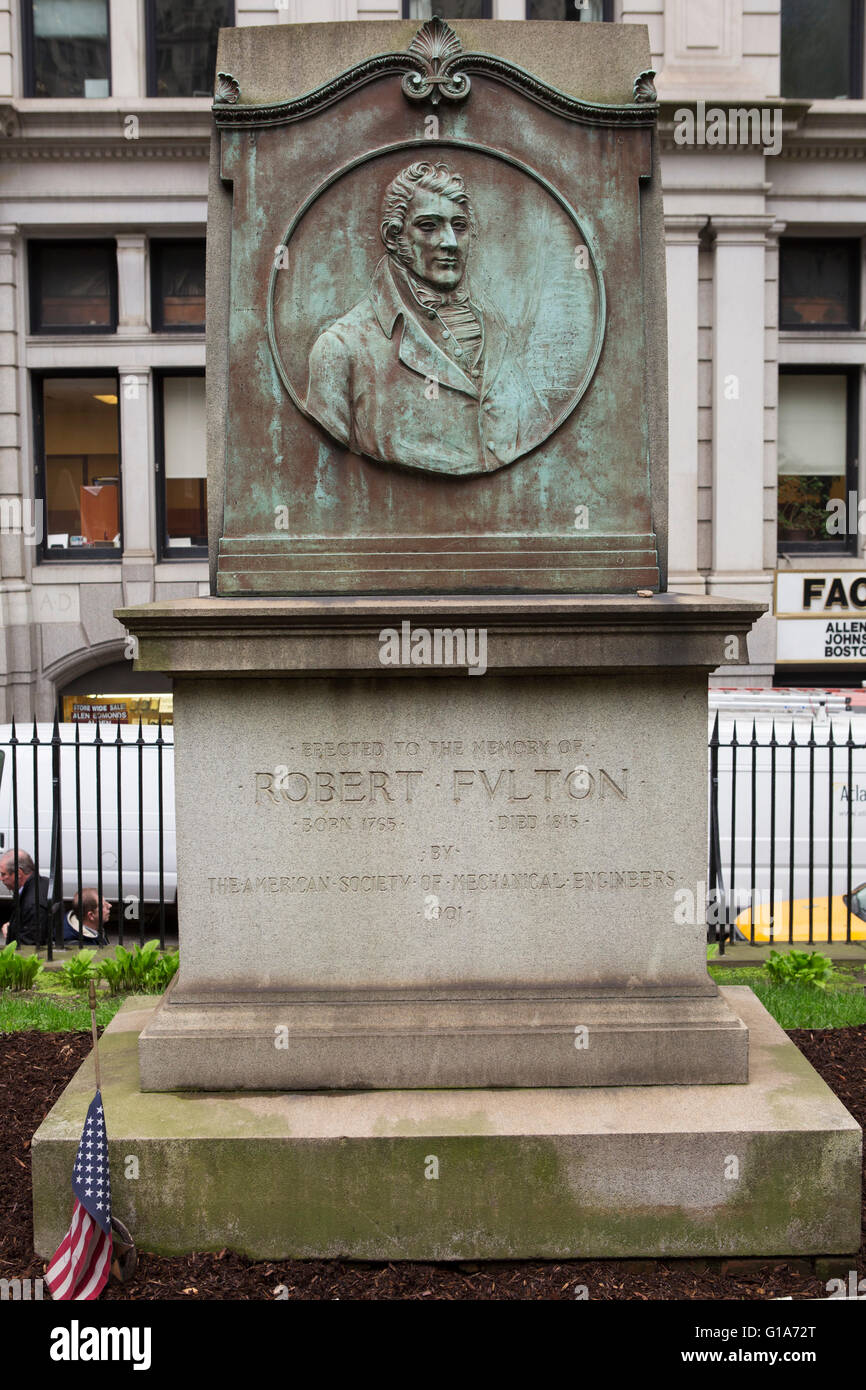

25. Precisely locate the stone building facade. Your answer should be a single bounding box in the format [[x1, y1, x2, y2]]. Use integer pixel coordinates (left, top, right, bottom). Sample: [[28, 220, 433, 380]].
[[0, 0, 864, 717]]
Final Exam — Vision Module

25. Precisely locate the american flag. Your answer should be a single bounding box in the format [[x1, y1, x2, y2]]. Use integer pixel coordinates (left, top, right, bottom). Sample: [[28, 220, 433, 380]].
[[44, 1090, 112, 1301]]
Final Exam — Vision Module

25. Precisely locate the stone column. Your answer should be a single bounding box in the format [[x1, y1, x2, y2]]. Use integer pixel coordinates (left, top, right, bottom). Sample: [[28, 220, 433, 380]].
[[0, 226, 35, 718], [116, 234, 149, 336], [0, 0, 14, 99], [109, 0, 142, 99], [665, 214, 706, 595], [119, 368, 155, 605], [271, 0, 359, 19], [707, 215, 775, 601]]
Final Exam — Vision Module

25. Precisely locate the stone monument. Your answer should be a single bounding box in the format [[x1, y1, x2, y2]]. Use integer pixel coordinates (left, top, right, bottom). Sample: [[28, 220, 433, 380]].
[[32, 19, 860, 1261]]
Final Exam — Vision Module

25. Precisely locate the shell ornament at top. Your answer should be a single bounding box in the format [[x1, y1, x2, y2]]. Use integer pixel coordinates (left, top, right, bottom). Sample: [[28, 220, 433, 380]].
[[214, 72, 241, 105], [402, 18, 470, 106]]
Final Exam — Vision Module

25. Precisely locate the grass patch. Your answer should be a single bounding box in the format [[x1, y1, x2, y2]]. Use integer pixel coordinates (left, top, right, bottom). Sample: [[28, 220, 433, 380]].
[[710, 963, 866, 1028], [0, 990, 124, 1032], [32, 969, 99, 997]]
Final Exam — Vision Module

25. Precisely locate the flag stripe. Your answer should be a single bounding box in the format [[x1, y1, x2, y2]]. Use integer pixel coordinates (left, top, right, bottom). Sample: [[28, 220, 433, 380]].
[[45, 1205, 86, 1295], [74, 1228, 112, 1301], [48, 1203, 112, 1300], [47, 1206, 92, 1299]]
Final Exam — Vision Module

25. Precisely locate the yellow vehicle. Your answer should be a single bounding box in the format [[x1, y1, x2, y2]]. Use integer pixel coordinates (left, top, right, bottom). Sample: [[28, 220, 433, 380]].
[[735, 885, 866, 943]]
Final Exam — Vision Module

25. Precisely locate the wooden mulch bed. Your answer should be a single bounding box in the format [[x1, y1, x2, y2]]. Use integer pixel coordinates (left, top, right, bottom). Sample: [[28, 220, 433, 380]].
[[1, 1026, 863, 1301]]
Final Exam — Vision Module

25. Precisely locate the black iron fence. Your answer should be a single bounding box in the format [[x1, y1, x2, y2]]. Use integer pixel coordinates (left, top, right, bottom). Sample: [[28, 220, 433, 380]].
[[0, 717, 175, 959], [3, 710, 865, 961], [709, 710, 866, 953]]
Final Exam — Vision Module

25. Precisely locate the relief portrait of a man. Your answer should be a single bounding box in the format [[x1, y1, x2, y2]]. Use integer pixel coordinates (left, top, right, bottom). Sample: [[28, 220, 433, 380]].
[[304, 161, 553, 477]]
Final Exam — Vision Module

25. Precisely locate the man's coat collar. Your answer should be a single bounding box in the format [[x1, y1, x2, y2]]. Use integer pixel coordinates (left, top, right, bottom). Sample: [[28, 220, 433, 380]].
[[369, 257, 508, 401]]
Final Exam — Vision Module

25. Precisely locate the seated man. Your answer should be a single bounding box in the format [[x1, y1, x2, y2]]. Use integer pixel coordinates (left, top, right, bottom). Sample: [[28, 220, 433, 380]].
[[64, 889, 111, 948], [0, 850, 50, 948]]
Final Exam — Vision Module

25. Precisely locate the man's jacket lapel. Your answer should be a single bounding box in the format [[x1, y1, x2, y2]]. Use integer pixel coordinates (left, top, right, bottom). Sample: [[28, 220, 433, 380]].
[[396, 314, 480, 397], [370, 257, 480, 398]]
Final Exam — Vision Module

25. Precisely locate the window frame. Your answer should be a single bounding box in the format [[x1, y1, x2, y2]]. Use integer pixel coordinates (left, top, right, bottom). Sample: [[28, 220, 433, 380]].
[[28, 239, 118, 336], [401, 1, 494, 18], [153, 368, 208, 562], [150, 238, 207, 335], [780, 0, 865, 101], [776, 364, 861, 559], [524, 0, 614, 17], [778, 236, 861, 333], [32, 369, 124, 564], [144, 0, 236, 99], [21, 0, 112, 99]]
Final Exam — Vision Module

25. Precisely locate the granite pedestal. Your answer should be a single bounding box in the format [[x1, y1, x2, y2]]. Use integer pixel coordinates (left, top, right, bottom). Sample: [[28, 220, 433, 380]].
[[31, 990, 861, 1261], [117, 594, 762, 1092]]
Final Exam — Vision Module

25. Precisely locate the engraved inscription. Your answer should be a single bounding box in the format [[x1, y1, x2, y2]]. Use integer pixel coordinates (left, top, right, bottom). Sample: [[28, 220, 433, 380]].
[[254, 764, 628, 807], [208, 868, 676, 895]]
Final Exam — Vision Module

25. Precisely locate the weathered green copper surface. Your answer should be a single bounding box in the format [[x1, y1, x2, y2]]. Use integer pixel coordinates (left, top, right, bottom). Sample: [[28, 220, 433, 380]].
[[213, 20, 664, 595]]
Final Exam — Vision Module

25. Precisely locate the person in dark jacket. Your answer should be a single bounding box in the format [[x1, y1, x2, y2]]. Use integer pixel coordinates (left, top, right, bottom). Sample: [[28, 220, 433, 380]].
[[0, 851, 50, 947], [63, 888, 110, 947]]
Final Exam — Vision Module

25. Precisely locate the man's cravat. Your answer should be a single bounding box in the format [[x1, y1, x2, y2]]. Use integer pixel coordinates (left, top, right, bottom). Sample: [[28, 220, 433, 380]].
[[403, 269, 484, 373]]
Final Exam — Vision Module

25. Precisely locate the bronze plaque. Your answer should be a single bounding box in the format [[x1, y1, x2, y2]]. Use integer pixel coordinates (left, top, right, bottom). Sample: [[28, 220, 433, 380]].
[[212, 21, 662, 594]]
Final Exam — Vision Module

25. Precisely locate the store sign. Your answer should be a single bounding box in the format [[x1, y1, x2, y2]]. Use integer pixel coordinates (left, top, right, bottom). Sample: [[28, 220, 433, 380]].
[[61, 695, 173, 725], [66, 700, 130, 724], [776, 572, 866, 663]]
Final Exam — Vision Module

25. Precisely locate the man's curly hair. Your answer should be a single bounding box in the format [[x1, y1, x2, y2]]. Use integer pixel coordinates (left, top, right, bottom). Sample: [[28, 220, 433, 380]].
[[380, 162, 477, 265]]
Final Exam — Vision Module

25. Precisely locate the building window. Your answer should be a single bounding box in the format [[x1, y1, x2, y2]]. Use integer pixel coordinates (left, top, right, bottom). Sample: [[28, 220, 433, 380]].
[[29, 241, 117, 334], [526, 1, 613, 18], [151, 241, 206, 332], [777, 369, 859, 555], [402, 1, 492, 18], [145, 0, 234, 98], [155, 373, 207, 557], [781, 0, 864, 100], [23, 0, 111, 98], [34, 375, 122, 559], [779, 239, 861, 330]]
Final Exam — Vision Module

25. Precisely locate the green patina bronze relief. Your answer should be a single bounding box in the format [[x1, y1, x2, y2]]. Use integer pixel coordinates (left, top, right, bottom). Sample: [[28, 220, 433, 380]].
[[212, 19, 665, 595], [274, 157, 605, 477]]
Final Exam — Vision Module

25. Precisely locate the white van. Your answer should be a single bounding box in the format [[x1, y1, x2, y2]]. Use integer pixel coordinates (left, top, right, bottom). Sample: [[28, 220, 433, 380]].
[[708, 689, 866, 923], [0, 723, 176, 906]]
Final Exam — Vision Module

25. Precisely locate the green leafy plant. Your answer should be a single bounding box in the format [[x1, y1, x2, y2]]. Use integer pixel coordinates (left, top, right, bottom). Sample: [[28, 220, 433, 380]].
[[95, 940, 178, 996], [148, 948, 179, 993], [0, 942, 44, 992], [58, 949, 99, 990], [777, 474, 836, 542], [765, 949, 835, 990]]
